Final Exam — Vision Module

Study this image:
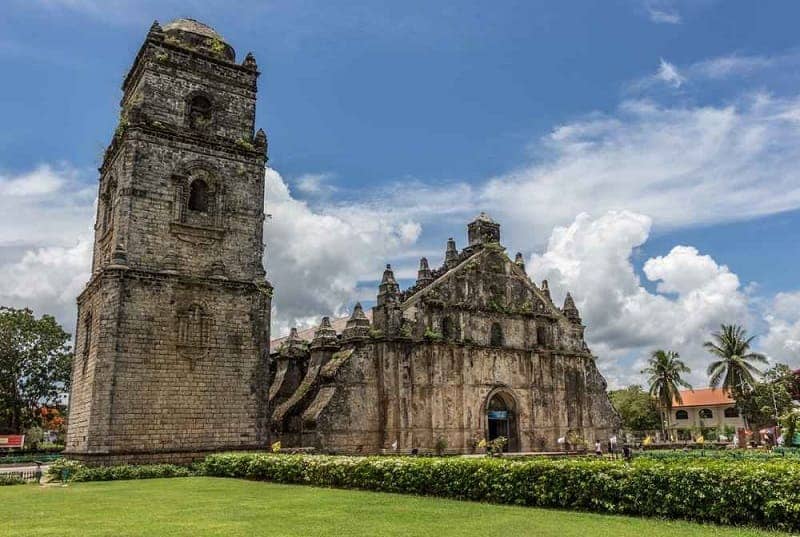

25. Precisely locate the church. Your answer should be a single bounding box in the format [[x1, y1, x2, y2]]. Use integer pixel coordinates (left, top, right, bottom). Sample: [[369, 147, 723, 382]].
[[269, 213, 619, 453], [65, 18, 618, 463]]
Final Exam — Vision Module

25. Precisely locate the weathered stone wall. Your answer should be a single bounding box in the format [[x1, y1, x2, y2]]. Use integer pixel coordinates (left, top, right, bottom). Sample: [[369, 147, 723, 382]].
[[106, 133, 267, 281], [66, 273, 123, 454], [303, 340, 616, 453], [109, 273, 269, 453]]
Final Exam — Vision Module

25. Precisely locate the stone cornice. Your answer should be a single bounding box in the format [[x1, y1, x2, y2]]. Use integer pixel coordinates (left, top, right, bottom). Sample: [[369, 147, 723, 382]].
[[99, 122, 265, 175], [77, 266, 268, 302]]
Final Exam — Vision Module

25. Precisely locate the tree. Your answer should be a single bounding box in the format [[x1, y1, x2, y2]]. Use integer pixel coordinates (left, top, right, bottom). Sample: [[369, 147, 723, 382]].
[[642, 350, 692, 436], [608, 385, 662, 431], [705, 324, 767, 397], [0, 307, 72, 434], [780, 408, 800, 447], [736, 364, 795, 430]]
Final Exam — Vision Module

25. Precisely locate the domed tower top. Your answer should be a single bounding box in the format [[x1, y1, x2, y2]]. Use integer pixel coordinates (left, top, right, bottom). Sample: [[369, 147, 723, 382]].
[[162, 18, 236, 61]]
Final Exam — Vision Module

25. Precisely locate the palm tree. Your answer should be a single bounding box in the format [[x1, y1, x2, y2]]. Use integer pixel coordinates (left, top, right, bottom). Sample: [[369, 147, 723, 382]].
[[642, 350, 692, 438], [704, 324, 767, 398]]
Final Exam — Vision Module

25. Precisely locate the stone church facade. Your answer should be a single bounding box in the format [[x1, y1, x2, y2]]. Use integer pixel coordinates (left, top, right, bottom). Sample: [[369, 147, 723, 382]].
[[65, 19, 272, 463], [66, 19, 618, 462], [270, 214, 619, 453]]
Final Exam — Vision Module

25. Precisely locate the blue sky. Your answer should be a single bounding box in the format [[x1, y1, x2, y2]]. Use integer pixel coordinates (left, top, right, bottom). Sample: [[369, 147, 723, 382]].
[[1, 0, 799, 387]]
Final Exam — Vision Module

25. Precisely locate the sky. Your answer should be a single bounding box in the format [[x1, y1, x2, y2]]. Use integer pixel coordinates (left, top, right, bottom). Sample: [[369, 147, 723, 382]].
[[1, 0, 799, 388]]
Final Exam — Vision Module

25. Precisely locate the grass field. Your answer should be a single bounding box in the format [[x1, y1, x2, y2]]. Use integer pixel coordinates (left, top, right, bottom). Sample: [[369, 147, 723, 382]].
[[0, 477, 791, 537]]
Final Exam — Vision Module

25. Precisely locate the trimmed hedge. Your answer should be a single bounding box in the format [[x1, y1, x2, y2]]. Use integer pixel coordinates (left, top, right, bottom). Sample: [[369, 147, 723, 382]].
[[47, 459, 195, 482], [0, 453, 63, 465], [637, 449, 800, 461], [202, 453, 800, 531]]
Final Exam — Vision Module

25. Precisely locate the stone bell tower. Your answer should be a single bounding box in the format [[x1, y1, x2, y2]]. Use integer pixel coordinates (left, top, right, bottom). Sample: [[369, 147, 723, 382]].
[[65, 19, 272, 463]]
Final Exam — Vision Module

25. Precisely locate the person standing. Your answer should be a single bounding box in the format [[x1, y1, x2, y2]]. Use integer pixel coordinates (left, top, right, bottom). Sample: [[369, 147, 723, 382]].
[[595, 440, 602, 456]]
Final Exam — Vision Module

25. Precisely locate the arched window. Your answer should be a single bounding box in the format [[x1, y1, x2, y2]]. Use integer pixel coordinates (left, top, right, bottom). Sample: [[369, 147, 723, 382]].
[[699, 408, 713, 419], [724, 407, 739, 418], [441, 317, 453, 340], [675, 410, 689, 420], [188, 95, 212, 129], [188, 179, 209, 212], [490, 323, 504, 347]]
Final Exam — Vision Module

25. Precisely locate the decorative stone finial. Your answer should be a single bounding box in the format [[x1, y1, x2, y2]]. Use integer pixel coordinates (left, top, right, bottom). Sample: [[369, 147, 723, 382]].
[[541, 279, 551, 300], [311, 316, 339, 349], [563, 292, 581, 323], [381, 264, 396, 284], [445, 238, 458, 268], [343, 302, 371, 340], [254, 128, 267, 150], [377, 264, 400, 306], [514, 252, 526, 273], [416, 257, 433, 286], [279, 327, 309, 358], [243, 52, 258, 70]]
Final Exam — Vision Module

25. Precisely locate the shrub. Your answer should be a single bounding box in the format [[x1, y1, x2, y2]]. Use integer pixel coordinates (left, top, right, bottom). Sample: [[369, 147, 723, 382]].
[[201, 453, 800, 531], [0, 474, 24, 486], [0, 453, 62, 465], [636, 449, 800, 461], [47, 459, 194, 482], [486, 436, 507, 456]]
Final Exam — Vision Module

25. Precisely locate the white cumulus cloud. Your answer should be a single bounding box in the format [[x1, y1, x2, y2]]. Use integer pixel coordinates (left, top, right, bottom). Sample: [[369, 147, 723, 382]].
[[480, 94, 800, 249], [529, 211, 749, 387], [263, 168, 423, 335], [0, 238, 92, 332], [0, 164, 94, 247], [762, 291, 800, 365]]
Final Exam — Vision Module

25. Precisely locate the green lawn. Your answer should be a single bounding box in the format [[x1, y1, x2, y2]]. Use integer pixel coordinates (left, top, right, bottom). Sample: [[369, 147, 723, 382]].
[[0, 477, 790, 537]]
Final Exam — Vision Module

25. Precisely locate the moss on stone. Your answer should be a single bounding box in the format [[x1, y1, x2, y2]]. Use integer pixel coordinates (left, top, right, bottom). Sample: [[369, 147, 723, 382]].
[[236, 137, 256, 151], [423, 329, 443, 341]]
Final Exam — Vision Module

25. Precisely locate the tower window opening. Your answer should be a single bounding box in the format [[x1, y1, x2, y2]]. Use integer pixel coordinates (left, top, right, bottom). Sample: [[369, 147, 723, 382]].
[[188, 179, 209, 212], [441, 317, 454, 340], [188, 95, 212, 129], [490, 322, 504, 347]]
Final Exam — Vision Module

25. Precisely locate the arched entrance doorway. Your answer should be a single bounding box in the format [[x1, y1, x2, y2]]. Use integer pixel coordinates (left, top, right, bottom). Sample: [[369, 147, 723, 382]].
[[484, 389, 519, 452]]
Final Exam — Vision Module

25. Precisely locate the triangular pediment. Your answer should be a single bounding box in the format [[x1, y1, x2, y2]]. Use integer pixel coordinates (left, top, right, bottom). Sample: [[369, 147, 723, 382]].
[[402, 246, 566, 320]]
